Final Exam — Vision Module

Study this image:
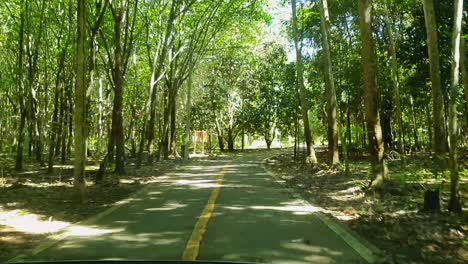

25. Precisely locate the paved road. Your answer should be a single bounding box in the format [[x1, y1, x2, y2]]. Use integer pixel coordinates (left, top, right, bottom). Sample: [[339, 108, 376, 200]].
[[20, 150, 370, 263]]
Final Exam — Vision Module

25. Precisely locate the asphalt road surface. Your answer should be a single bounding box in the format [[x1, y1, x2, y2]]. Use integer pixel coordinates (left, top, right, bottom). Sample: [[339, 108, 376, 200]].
[[15, 150, 373, 264]]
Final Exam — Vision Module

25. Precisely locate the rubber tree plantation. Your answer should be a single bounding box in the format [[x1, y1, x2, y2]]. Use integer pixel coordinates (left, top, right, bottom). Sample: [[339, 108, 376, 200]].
[[0, 0, 466, 263]]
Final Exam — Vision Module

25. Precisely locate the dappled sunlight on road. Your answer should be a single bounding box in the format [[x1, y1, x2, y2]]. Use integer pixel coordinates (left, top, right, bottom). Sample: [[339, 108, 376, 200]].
[[66, 226, 124, 237], [282, 241, 344, 256], [248, 204, 321, 215], [0, 208, 70, 234], [144, 201, 187, 211]]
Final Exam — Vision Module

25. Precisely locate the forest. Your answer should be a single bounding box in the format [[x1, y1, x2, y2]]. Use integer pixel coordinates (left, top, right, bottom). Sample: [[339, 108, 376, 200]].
[[0, 0, 467, 263]]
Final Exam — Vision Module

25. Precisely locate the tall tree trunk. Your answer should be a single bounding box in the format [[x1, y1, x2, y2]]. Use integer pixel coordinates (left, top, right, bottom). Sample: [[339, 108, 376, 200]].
[[291, 0, 317, 165], [447, 0, 463, 212], [183, 73, 192, 160], [111, 9, 126, 174], [319, 0, 339, 165], [159, 83, 176, 160], [143, 2, 176, 163], [214, 115, 224, 151], [227, 127, 235, 151], [56, 83, 64, 158], [384, 5, 404, 154], [294, 108, 299, 159], [358, 0, 388, 188], [218, 135, 225, 151], [74, 0, 87, 202], [87, 0, 106, 166], [427, 105, 433, 150], [410, 96, 419, 150], [169, 98, 177, 157], [67, 83, 73, 158], [461, 35, 468, 142], [97, 76, 104, 160], [152, 87, 168, 162], [60, 93, 68, 164], [48, 35, 67, 173], [380, 105, 393, 151], [422, 0, 447, 155], [15, 0, 26, 171], [25, 0, 46, 167]]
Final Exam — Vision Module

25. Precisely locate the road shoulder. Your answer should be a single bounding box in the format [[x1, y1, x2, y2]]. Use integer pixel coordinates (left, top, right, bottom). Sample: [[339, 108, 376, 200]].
[[262, 153, 384, 264]]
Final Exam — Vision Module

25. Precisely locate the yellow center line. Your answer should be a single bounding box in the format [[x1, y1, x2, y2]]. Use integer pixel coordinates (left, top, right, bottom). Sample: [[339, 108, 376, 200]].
[[182, 165, 228, 260]]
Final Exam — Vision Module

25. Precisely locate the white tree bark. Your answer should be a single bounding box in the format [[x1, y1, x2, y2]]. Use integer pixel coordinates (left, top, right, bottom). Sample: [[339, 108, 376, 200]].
[[447, 0, 463, 212]]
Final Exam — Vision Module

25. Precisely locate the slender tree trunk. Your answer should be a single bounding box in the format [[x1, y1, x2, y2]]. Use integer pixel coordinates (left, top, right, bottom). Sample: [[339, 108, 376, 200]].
[[137, 69, 157, 166], [127, 105, 137, 157], [158, 96, 169, 161], [291, 0, 317, 165], [361, 111, 367, 148], [141, 1, 176, 164], [410, 96, 419, 150], [346, 97, 352, 146], [169, 98, 177, 157], [217, 135, 225, 151], [15, 0, 26, 171], [426, 105, 433, 150], [384, 6, 404, 154], [294, 108, 299, 159], [56, 84, 64, 158], [447, 0, 463, 213], [48, 37, 67, 173], [24, 0, 46, 167], [380, 104, 393, 152], [461, 36, 468, 142], [152, 88, 168, 162], [111, 9, 125, 174], [214, 116, 224, 151], [319, 0, 339, 165], [265, 137, 272, 150], [422, 0, 447, 155], [184, 73, 192, 160], [87, 2, 105, 166], [96, 76, 104, 161], [227, 127, 235, 151], [74, 0, 87, 202], [111, 80, 125, 173], [60, 94, 67, 164], [158, 83, 176, 160], [145, 87, 158, 159], [358, 0, 388, 188], [67, 84, 73, 158]]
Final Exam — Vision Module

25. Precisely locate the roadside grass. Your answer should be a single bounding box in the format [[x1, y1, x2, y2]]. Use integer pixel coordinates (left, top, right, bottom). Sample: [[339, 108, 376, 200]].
[[265, 149, 468, 264]]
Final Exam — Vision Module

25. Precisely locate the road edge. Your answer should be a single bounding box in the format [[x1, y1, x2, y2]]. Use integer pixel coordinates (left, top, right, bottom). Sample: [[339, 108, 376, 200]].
[[261, 154, 384, 264]]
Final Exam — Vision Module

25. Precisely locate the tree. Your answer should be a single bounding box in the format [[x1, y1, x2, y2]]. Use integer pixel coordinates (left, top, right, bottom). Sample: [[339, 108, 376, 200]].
[[74, 0, 87, 201], [461, 34, 468, 142], [319, 0, 339, 165], [104, 0, 139, 174], [138, 0, 178, 165], [358, 0, 388, 188], [422, 0, 447, 155], [383, 1, 404, 154], [447, 0, 463, 212], [291, 0, 317, 165], [15, 0, 26, 171]]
